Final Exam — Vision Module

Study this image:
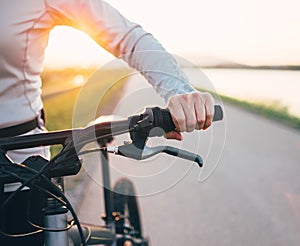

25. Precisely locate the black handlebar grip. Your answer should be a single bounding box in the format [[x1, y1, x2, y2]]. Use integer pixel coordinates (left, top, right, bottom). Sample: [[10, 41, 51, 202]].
[[152, 107, 176, 133], [152, 105, 223, 134], [213, 105, 223, 121]]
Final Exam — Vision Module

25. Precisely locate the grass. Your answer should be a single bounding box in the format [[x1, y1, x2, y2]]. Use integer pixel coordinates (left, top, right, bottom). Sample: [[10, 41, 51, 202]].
[[42, 66, 131, 130], [221, 95, 300, 130], [43, 89, 80, 130]]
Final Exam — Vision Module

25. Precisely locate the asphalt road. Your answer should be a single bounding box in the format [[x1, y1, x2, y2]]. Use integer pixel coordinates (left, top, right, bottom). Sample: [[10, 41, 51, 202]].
[[72, 100, 300, 246]]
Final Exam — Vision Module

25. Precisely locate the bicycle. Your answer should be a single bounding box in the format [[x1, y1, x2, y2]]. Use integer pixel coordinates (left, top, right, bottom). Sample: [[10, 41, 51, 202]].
[[0, 105, 223, 246]]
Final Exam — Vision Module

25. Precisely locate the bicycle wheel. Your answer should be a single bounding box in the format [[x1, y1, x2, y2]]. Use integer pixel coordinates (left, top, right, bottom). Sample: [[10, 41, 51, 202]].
[[112, 178, 149, 246]]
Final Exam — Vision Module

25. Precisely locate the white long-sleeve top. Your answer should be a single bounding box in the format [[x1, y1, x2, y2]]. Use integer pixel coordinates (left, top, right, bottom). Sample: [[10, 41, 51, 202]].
[[0, 0, 195, 127]]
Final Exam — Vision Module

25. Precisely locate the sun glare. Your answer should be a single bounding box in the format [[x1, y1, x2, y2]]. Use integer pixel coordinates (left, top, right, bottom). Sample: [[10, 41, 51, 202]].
[[73, 75, 85, 86], [44, 26, 114, 69]]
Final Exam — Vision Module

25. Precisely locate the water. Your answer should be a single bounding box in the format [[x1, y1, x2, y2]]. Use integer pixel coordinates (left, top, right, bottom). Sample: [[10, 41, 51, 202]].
[[184, 68, 300, 117]]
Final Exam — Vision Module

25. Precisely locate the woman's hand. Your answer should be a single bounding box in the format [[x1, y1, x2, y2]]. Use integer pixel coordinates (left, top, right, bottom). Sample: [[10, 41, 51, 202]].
[[165, 92, 215, 140]]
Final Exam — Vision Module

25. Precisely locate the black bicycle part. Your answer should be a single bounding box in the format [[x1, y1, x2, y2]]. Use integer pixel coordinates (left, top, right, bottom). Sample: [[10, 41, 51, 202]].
[[0, 163, 87, 246], [112, 178, 149, 246], [100, 147, 114, 225]]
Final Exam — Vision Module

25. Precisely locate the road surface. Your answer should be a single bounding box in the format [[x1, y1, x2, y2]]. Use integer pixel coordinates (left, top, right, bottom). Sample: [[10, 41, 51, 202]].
[[66, 99, 300, 246]]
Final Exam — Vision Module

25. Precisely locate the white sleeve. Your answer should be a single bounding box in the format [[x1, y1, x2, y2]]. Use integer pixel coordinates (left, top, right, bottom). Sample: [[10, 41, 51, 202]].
[[46, 0, 196, 101]]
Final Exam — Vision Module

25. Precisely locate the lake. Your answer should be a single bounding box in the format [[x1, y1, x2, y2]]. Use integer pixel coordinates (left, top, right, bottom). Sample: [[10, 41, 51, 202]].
[[184, 68, 300, 117]]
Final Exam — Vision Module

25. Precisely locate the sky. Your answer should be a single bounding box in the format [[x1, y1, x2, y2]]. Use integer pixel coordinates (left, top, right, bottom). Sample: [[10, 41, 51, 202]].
[[44, 0, 300, 68]]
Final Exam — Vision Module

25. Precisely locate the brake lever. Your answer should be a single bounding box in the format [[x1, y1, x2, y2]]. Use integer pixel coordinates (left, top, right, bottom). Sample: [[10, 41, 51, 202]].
[[107, 144, 203, 167], [160, 146, 203, 167]]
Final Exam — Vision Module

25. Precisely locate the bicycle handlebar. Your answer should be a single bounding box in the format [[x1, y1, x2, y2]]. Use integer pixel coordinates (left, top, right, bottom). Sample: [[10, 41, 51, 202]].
[[0, 105, 223, 168], [0, 105, 224, 185], [145, 105, 223, 133], [127, 105, 223, 138], [0, 105, 223, 152]]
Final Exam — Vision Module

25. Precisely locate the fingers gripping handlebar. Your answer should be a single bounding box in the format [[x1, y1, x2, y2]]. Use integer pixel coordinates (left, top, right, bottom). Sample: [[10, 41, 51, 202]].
[[150, 105, 223, 133], [128, 105, 223, 137]]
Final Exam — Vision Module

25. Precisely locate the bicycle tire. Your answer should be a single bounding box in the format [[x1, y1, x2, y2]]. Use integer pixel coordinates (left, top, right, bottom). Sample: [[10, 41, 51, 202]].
[[112, 178, 149, 246]]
